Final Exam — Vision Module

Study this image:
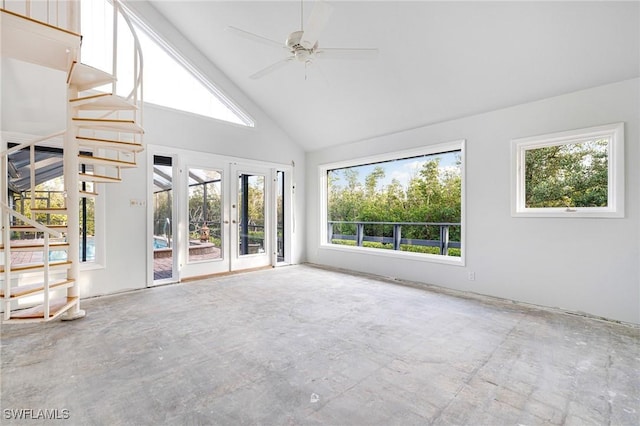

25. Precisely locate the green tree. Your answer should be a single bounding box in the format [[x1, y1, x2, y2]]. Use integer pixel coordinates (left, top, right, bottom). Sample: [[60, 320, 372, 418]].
[[525, 140, 608, 208], [327, 156, 462, 246]]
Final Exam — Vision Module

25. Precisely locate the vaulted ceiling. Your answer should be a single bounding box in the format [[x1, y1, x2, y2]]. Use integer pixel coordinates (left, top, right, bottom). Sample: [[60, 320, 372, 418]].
[[128, 1, 639, 151]]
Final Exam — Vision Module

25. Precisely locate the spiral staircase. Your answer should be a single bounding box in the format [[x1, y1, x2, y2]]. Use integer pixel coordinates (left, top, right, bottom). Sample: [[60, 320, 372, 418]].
[[0, 0, 144, 322]]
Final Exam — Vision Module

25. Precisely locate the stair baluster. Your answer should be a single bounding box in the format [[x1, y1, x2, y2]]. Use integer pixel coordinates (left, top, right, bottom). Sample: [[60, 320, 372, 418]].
[[1, 0, 144, 323]]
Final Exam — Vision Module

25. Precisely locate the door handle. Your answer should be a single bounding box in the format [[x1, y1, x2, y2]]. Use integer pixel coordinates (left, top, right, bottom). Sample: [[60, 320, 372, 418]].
[[224, 220, 229, 224]]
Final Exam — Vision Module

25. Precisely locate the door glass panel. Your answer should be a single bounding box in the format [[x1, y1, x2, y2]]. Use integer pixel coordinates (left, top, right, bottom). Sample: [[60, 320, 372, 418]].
[[188, 168, 223, 262], [277, 171, 285, 262], [153, 155, 174, 281], [238, 173, 265, 256]]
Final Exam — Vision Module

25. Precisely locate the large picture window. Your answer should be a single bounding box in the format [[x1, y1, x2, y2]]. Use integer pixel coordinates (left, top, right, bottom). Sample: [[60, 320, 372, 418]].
[[320, 141, 465, 264], [511, 123, 624, 218]]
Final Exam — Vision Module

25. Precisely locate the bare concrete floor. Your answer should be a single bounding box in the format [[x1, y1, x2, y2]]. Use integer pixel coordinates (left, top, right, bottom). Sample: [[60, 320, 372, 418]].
[[1, 264, 639, 425]]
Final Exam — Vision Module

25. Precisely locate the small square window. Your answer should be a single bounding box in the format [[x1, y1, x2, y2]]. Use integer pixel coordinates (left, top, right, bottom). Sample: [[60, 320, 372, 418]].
[[511, 123, 624, 218]]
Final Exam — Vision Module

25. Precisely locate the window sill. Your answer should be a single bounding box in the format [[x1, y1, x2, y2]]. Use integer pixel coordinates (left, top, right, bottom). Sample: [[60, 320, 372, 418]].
[[319, 243, 465, 266], [512, 208, 624, 218], [80, 262, 105, 272]]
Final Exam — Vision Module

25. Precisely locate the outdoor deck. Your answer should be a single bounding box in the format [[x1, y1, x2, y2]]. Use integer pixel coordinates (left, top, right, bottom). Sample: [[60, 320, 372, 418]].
[[6, 244, 221, 281], [154, 247, 222, 280]]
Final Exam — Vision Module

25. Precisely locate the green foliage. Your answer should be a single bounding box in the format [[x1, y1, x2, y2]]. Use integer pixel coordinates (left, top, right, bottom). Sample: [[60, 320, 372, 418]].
[[331, 239, 393, 250], [525, 139, 608, 208], [153, 190, 173, 236], [330, 240, 461, 257], [188, 181, 222, 237], [400, 245, 441, 255], [13, 178, 96, 236], [237, 175, 265, 230], [448, 248, 461, 257], [328, 156, 462, 245]]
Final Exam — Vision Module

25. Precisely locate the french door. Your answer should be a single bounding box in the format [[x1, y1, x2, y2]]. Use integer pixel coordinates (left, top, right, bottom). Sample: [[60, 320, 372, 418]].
[[180, 161, 230, 278], [229, 165, 272, 271], [149, 148, 288, 285]]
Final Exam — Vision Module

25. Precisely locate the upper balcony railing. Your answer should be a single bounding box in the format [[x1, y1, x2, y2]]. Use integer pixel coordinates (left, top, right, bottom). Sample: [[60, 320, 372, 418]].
[[1, 0, 143, 110], [1, 0, 80, 33]]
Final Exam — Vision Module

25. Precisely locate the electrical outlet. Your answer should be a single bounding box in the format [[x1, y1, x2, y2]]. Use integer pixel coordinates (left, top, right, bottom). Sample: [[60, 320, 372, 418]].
[[468, 272, 476, 281], [130, 199, 146, 207]]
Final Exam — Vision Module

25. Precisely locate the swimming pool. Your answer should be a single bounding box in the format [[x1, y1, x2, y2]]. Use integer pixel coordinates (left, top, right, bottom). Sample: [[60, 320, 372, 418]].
[[49, 238, 95, 262], [48, 237, 171, 262], [154, 237, 169, 249]]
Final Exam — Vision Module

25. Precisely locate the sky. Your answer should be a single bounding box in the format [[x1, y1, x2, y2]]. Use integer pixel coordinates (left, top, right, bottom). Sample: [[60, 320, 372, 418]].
[[329, 150, 461, 190]]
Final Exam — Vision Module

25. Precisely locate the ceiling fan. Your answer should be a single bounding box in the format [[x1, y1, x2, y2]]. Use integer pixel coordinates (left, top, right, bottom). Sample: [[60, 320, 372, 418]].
[[226, 0, 378, 79]]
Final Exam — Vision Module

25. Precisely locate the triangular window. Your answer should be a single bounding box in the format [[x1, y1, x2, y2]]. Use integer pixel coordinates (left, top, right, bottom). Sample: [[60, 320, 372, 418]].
[[80, 0, 253, 126]]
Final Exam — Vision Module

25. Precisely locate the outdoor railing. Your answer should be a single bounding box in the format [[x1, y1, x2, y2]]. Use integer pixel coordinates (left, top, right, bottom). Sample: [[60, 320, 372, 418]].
[[327, 221, 461, 256]]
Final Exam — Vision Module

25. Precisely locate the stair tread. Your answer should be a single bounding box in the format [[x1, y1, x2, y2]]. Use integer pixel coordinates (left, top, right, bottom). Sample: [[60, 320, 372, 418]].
[[69, 93, 137, 110], [0, 279, 75, 298], [78, 154, 136, 168], [11, 224, 67, 230], [67, 62, 115, 91], [72, 117, 144, 134], [78, 173, 122, 183], [73, 117, 134, 124], [10, 297, 78, 320], [79, 190, 99, 198], [0, 260, 72, 273], [0, 241, 69, 251], [76, 136, 144, 153], [31, 207, 68, 212]]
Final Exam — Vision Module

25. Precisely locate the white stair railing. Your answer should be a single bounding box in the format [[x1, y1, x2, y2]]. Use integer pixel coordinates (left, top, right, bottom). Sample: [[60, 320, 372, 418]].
[[2, 0, 143, 115], [116, 0, 144, 110], [79, 0, 144, 144], [1, 0, 79, 33], [1, 131, 66, 321], [0, 202, 63, 321], [2, 131, 65, 157], [1, 0, 144, 322], [1, 131, 65, 218]]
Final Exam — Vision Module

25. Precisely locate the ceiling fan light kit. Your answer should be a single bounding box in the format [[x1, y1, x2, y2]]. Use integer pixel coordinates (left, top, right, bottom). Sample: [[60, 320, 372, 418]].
[[286, 31, 315, 62]]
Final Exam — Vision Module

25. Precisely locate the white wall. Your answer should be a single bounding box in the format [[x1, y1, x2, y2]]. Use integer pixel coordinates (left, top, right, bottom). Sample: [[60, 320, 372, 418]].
[[305, 78, 639, 325], [1, 59, 66, 136], [80, 86, 306, 299]]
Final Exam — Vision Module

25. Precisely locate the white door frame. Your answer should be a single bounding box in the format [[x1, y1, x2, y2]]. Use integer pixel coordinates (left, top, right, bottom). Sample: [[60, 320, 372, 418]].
[[180, 158, 230, 278], [147, 146, 294, 283], [229, 163, 272, 271], [147, 147, 181, 286], [272, 167, 294, 266]]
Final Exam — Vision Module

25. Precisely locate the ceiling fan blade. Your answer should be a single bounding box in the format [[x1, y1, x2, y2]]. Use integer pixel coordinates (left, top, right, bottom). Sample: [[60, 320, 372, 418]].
[[226, 26, 285, 49], [316, 47, 379, 60], [249, 57, 295, 79], [300, 0, 334, 49]]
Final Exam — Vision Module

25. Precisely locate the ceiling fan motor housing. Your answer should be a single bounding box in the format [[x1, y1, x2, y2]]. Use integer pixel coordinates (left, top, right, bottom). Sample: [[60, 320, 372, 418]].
[[286, 30, 317, 61]]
